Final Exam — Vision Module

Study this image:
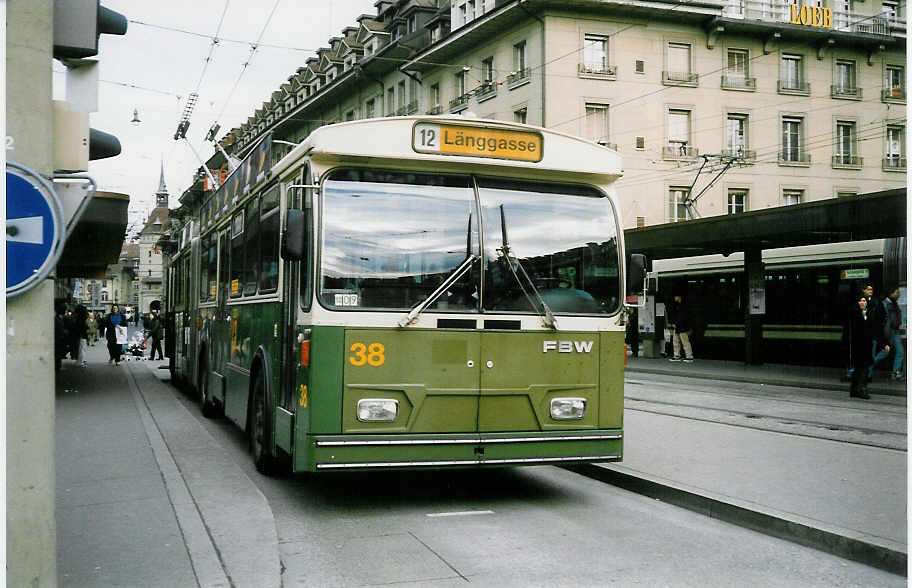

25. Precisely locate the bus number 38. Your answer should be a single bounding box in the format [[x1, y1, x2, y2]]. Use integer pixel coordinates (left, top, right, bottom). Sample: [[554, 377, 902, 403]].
[[349, 342, 386, 367]]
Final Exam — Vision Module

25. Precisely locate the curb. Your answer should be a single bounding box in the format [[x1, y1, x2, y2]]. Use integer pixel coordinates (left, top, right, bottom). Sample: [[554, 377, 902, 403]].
[[625, 365, 906, 397], [566, 463, 907, 576]]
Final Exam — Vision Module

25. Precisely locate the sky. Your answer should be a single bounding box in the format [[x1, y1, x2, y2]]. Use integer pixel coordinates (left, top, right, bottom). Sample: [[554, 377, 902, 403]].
[[55, 0, 377, 239]]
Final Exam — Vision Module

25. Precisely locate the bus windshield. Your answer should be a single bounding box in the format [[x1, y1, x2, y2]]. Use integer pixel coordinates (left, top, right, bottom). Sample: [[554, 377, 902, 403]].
[[319, 169, 620, 315]]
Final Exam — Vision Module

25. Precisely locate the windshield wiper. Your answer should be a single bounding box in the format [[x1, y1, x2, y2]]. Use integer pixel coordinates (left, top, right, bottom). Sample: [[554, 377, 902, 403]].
[[399, 212, 478, 328], [497, 204, 557, 330]]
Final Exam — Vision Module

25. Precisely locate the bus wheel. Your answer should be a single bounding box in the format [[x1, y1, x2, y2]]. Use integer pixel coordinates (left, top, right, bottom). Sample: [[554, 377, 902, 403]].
[[250, 374, 276, 475], [199, 366, 218, 419]]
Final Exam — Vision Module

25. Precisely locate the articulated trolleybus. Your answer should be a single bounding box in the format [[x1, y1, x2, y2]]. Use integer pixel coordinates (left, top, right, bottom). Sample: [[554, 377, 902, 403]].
[[167, 116, 644, 474]]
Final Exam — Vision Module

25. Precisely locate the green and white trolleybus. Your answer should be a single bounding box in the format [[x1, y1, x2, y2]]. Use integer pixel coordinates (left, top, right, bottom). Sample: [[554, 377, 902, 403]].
[[165, 116, 644, 474]]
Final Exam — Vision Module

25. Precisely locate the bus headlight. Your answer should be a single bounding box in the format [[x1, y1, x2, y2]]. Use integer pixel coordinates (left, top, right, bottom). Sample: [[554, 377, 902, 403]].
[[550, 398, 586, 420], [357, 399, 399, 422]]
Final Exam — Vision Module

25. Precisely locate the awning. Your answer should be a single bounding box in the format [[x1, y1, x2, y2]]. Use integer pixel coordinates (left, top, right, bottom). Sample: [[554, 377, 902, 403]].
[[56, 190, 129, 278]]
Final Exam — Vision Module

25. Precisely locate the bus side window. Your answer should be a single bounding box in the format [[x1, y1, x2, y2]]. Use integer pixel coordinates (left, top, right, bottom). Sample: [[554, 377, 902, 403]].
[[244, 197, 260, 296], [218, 229, 230, 301], [298, 164, 313, 311], [199, 235, 209, 302], [230, 212, 244, 297], [259, 186, 280, 293]]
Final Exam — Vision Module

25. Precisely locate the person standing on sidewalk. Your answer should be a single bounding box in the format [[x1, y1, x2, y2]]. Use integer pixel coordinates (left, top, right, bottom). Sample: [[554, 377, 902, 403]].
[[148, 310, 164, 361], [849, 293, 889, 399], [73, 304, 89, 368], [86, 311, 98, 346], [666, 293, 694, 362], [104, 305, 126, 365], [873, 285, 904, 380]]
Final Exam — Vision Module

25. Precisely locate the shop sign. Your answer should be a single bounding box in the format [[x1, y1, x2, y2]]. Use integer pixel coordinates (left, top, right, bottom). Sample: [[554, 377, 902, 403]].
[[790, 4, 833, 28], [840, 268, 870, 280]]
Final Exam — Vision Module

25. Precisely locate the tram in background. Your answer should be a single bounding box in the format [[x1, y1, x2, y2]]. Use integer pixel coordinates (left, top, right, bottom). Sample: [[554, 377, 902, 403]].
[[164, 116, 644, 474], [651, 238, 906, 367]]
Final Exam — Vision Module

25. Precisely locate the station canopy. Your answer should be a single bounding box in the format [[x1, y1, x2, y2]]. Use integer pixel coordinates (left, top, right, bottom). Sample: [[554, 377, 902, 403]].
[[624, 188, 906, 261]]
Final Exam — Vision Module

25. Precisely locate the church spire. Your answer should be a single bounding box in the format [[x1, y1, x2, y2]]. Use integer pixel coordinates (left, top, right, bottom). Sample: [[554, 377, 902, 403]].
[[155, 160, 169, 208]]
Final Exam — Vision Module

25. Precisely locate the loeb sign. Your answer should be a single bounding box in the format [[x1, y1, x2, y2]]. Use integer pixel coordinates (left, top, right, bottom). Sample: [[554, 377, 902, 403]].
[[790, 3, 833, 28]]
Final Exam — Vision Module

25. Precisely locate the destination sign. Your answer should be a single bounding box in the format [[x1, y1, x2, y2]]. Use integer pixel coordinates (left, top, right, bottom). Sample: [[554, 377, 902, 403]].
[[413, 122, 543, 162]]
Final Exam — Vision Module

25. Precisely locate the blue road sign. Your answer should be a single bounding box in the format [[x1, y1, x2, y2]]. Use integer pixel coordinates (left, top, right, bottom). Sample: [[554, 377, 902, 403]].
[[6, 163, 64, 297]]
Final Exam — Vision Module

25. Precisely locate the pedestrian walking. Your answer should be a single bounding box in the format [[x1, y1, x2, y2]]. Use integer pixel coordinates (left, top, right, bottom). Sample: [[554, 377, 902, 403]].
[[848, 293, 888, 399], [105, 304, 126, 365], [148, 310, 164, 361], [87, 311, 98, 345], [71, 304, 89, 367], [666, 293, 694, 362], [96, 311, 105, 340], [625, 307, 640, 358], [873, 285, 904, 380]]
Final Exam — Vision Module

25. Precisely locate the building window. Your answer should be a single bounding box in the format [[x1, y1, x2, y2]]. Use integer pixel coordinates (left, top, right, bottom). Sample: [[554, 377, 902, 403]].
[[407, 14, 418, 34], [668, 187, 689, 222], [884, 124, 906, 170], [583, 34, 608, 73], [428, 83, 441, 113], [397, 80, 406, 112], [514, 41, 526, 72], [727, 189, 748, 214], [779, 54, 808, 94], [456, 70, 467, 96], [664, 42, 696, 84], [386, 87, 394, 115], [365, 98, 375, 119], [722, 48, 755, 90], [584, 103, 610, 145], [345, 109, 355, 121], [514, 107, 527, 124], [783, 189, 804, 205], [883, 0, 900, 23], [725, 113, 750, 159], [780, 116, 807, 163], [482, 57, 494, 83], [884, 65, 905, 101], [665, 109, 693, 158], [832, 60, 860, 98], [833, 120, 860, 167]]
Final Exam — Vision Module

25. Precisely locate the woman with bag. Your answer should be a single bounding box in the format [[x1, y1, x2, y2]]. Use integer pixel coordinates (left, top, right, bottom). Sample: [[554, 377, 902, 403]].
[[105, 304, 127, 365]]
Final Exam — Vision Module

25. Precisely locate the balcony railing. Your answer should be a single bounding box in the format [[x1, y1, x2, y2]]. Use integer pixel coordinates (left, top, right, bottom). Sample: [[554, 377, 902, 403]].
[[406, 100, 419, 114], [778, 151, 811, 165], [578, 63, 618, 79], [395, 105, 408, 116], [778, 80, 811, 95], [663, 144, 700, 159], [662, 71, 699, 86], [721, 75, 757, 90], [474, 82, 498, 101], [449, 93, 471, 111], [883, 156, 907, 170], [426, 105, 443, 115], [722, 148, 756, 162], [723, 2, 896, 36], [832, 154, 863, 167], [882, 87, 906, 102], [506, 67, 531, 87], [831, 85, 863, 99]]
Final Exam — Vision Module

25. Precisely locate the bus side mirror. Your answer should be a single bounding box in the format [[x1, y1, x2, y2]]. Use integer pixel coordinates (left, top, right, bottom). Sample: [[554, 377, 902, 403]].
[[626, 253, 646, 296], [283, 209, 306, 261]]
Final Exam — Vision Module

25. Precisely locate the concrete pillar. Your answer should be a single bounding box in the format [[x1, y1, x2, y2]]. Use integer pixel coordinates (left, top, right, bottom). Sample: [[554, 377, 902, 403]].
[[744, 247, 765, 365], [6, 1, 58, 586]]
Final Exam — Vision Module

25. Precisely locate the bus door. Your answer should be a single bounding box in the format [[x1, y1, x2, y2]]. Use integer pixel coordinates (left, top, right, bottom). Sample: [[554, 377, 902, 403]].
[[211, 228, 231, 404]]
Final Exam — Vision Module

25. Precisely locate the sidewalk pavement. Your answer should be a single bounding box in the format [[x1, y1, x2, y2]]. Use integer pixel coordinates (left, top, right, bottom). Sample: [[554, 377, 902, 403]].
[[624, 354, 908, 396], [578, 354, 908, 575], [54, 343, 907, 585], [55, 341, 280, 588]]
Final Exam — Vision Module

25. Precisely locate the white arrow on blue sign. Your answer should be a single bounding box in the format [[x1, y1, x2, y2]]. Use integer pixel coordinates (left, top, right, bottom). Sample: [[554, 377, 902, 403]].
[[6, 163, 64, 297]]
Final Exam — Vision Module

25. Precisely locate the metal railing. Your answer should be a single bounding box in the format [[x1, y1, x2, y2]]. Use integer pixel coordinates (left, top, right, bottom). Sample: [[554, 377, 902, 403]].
[[882, 87, 906, 101], [883, 156, 907, 169], [778, 151, 811, 164], [426, 105, 443, 115], [406, 100, 419, 114], [474, 82, 498, 100], [831, 85, 863, 99], [662, 71, 699, 85], [722, 148, 756, 161], [721, 75, 756, 90], [506, 68, 531, 86], [832, 154, 863, 166], [778, 80, 811, 94], [578, 63, 618, 78], [663, 144, 700, 158], [449, 93, 471, 111]]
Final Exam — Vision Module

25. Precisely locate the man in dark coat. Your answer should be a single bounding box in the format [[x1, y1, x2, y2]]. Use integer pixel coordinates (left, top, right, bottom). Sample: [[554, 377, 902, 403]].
[[666, 293, 694, 362], [148, 311, 164, 361], [849, 293, 889, 399]]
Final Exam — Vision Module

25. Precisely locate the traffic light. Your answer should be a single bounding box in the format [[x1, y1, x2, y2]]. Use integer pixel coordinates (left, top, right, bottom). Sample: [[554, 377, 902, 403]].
[[52, 0, 127, 172]]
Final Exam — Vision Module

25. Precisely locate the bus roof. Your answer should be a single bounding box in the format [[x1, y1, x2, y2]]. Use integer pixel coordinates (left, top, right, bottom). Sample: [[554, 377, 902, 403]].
[[279, 116, 622, 180]]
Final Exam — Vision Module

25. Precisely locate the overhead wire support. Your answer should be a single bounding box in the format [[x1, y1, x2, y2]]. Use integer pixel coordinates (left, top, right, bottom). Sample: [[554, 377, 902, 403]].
[[682, 154, 739, 220]]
